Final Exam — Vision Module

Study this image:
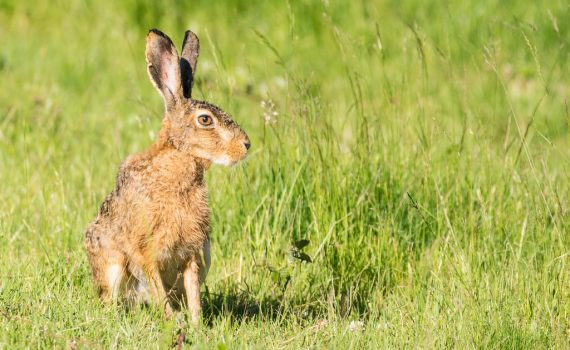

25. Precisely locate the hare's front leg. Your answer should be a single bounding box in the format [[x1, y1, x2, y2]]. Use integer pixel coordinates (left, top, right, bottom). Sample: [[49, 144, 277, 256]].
[[184, 240, 211, 324], [145, 265, 174, 317], [183, 259, 202, 324], [200, 239, 211, 282]]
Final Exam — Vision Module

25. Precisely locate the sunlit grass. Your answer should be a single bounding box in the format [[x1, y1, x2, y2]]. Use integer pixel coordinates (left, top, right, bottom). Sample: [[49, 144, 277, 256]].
[[0, 0, 569, 348]]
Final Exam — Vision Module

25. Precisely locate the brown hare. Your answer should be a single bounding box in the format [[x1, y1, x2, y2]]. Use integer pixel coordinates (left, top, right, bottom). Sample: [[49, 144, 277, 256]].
[[84, 29, 250, 323]]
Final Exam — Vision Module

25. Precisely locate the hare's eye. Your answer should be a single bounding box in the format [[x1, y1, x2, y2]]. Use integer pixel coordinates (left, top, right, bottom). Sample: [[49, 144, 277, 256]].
[[197, 114, 213, 127]]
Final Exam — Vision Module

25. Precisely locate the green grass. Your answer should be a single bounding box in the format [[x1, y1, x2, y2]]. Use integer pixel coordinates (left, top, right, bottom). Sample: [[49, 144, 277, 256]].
[[1, 0, 569, 348]]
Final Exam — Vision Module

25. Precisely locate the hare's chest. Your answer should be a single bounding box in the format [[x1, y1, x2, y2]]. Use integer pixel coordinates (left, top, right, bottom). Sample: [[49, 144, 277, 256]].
[[153, 187, 209, 250]]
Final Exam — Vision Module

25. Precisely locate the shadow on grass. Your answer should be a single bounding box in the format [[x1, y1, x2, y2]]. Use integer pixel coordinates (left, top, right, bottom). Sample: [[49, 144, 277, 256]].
[[201, 287, 286, 324]]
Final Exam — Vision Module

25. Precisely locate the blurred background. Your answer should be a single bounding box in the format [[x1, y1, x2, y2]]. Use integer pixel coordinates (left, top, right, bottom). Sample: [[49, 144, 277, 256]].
[[0, 0, 569, 348]]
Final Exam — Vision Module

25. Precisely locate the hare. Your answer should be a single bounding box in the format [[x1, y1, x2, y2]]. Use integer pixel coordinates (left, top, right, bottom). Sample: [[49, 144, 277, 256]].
[[84, 29, 250, 323]]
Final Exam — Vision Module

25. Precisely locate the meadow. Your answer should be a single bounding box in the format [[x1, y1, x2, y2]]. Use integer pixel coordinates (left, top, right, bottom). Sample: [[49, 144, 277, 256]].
[[0, 0, 569, 348]]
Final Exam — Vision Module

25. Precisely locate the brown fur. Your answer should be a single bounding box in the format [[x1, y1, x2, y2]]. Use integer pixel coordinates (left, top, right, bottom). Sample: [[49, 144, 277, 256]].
[[84, 29, 249, 323]]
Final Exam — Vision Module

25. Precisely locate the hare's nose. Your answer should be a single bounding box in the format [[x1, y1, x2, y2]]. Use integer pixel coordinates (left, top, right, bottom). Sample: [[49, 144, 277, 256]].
[[244, 141, 251, 150]]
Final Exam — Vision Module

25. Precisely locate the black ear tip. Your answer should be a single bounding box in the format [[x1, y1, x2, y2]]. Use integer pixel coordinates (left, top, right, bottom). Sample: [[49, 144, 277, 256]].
[[183, 30, 199, 42], [148, 29, 174, 44]]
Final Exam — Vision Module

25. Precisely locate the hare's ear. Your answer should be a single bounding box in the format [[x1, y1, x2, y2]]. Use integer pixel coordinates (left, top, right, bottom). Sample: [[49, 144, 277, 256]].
[[180, 30, 200, 98], [145, 29, 182, 109]]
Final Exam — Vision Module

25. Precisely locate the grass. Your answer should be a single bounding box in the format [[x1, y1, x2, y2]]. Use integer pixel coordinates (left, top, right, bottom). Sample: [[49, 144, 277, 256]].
[[0, 0, 569, 348]]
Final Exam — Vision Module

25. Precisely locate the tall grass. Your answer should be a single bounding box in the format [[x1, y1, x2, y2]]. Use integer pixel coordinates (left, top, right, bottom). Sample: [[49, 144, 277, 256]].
[[0, 0, 569, 348]]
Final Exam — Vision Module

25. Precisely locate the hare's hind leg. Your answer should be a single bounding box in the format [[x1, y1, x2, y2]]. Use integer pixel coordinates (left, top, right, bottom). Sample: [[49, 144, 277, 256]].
[[84, 224, 126, 303], [124, 270, 151, 308], [89, 257, 127, 303], [104, 263, 127, 301]]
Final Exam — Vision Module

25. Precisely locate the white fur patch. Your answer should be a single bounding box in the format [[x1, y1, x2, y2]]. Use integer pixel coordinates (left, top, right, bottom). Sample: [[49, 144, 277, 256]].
[[212, 157, 233, 166], [107, 264, 124, 299]]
